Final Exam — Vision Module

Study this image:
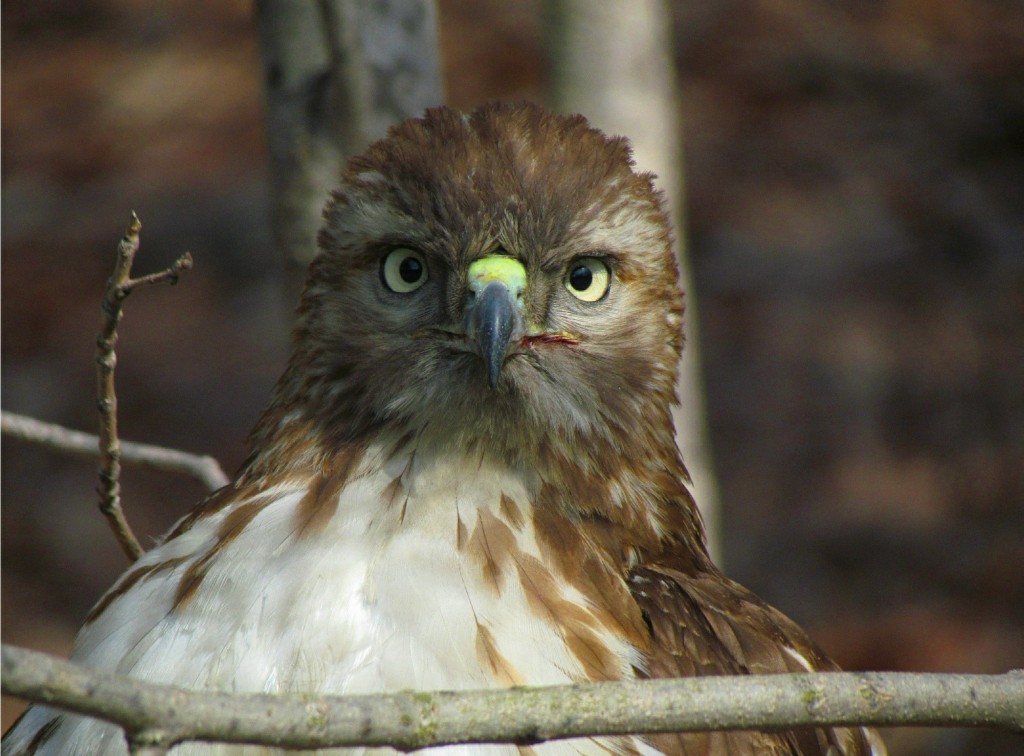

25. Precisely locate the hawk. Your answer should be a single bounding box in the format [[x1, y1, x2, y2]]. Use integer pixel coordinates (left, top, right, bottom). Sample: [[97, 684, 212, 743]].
[[4, 103, 885, 755]]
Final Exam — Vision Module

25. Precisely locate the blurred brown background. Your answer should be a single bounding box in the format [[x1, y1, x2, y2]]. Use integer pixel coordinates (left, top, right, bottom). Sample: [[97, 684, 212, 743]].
[[2, 2, 1022, 754]]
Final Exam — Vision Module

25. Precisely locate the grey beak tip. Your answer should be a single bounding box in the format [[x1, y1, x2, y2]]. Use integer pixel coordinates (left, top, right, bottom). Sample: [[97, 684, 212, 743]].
[[470, 282, 518, 389]]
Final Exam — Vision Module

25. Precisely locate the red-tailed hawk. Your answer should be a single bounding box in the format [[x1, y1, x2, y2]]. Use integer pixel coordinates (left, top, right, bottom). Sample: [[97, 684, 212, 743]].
[[4, 103, 884, 755]]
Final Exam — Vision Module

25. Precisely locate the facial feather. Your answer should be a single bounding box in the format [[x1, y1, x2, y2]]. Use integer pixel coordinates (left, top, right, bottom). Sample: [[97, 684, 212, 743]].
[[257, 103, 684, 478]]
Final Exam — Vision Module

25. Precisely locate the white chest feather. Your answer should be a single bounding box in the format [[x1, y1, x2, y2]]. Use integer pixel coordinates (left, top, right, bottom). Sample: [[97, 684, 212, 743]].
[[19, 445, 657, 755]]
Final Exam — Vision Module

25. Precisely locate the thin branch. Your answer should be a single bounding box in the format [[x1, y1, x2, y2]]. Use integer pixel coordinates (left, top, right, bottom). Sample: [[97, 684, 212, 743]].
[[127, 744, 169, 756], [95, 213, 194, 562], [1, 411, 229, 491], [3, 645, 1021, 752]]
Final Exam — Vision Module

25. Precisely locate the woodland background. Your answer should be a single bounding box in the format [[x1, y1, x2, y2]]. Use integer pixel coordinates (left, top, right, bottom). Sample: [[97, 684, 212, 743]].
[[2, 2, 1022, 754]]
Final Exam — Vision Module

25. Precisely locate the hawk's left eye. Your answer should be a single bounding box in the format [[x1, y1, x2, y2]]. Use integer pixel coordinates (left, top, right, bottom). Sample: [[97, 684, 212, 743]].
[[381, 248, 428, 293], [565, 257, 611, 302]]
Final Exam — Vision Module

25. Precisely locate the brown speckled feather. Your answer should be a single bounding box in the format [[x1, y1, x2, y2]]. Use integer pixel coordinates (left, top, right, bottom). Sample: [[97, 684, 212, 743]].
[[630, 564, 876, 755]]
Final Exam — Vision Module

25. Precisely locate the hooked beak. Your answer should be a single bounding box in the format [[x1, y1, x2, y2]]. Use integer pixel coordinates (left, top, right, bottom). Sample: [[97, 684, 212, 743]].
[[464, 256, 527, 388]]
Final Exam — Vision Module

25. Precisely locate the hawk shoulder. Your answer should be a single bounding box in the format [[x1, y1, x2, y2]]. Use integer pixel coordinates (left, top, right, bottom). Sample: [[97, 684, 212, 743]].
[[628, 563, 884, 755]]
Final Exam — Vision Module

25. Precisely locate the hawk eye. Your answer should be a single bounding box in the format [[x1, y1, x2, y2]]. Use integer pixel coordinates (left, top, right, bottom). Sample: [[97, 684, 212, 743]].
[[381, 248, 428, 293], [565, 257, 610, 302]]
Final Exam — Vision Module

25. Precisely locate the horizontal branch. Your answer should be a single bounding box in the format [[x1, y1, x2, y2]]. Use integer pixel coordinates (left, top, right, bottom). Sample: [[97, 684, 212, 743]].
[[3, 644, 1021, 752], [1, 411, 229, 492]]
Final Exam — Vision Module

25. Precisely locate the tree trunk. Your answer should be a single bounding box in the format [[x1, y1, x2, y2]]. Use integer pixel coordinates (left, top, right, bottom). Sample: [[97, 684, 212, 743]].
[[255, 0, 443, 270], [547, 0, 722, 559]]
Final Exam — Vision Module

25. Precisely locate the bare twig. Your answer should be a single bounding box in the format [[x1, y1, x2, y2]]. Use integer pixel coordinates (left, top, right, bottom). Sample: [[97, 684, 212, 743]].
[[1, 411, 229, 491], [95, 213, 194, 562], [3, 645, 1021, 752]]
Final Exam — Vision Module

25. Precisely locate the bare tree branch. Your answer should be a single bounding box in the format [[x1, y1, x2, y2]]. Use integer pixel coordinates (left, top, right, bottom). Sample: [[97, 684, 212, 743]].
[[1, 411, 229, 491], [127, 744, 168, 756], [3, 645, 1021, 752], [95, 213, 194, 562]]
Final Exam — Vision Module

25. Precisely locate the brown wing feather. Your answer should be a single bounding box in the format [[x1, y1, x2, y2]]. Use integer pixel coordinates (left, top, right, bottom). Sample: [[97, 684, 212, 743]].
[[629, 564, 880, 755]]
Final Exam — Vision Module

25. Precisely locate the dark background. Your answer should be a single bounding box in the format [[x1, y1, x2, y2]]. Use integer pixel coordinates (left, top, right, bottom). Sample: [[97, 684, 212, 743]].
[[3, 2, 1022, 753]]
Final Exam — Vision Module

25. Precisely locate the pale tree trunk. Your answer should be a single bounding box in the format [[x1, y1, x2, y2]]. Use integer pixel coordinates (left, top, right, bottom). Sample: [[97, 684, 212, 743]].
[[255, 0, 443, 270], [547, 0, 722, 560]]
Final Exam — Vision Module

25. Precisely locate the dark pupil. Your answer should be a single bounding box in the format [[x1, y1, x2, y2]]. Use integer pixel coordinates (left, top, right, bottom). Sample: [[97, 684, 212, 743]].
[[569, 265, 593, 291], [398, 256, 423, 283]]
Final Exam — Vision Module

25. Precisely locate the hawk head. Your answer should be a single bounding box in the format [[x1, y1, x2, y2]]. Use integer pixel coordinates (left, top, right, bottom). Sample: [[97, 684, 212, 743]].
[[259, 102, 685, 476]]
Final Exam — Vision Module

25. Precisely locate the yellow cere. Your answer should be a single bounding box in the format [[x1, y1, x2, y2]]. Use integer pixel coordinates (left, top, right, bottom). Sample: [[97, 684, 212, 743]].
[[467, 256, 527, 295]]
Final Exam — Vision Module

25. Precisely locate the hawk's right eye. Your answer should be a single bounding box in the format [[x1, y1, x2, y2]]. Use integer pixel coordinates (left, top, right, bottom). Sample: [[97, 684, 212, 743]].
[[381, 249, 428, 293], [565, 257, 611, 302]]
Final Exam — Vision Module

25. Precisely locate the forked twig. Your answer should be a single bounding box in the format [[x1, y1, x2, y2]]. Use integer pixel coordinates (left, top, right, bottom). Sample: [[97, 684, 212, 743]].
[[95, 213, 193, 561]]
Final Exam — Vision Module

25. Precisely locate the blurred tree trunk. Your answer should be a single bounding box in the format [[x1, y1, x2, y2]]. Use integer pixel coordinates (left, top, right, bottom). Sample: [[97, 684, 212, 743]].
[[255, 1, 443, 273], [546, 0, 722, 560]]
